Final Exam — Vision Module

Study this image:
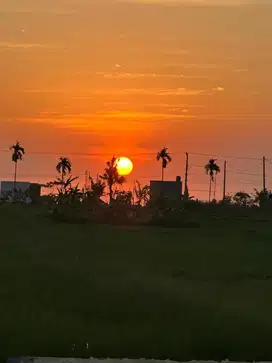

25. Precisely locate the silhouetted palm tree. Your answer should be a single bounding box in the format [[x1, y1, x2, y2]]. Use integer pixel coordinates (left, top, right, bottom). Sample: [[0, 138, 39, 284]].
[[10, 141, 25, 192], [156, 148, 172, 181], [205, 158, 220, 202], [100, 157, 126, 203], [56, 157, 72, 183]]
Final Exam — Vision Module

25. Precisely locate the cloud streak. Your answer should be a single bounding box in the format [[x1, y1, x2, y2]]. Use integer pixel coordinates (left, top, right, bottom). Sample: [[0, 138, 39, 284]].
[[97, 111, 195, 120], [116, 0, 260, 6], [93, 88, 208, 96], [0, 41, 57, 50], [23, 87, 208, 96], [212, 87, 225, 92], [95, 71, 208, 80]]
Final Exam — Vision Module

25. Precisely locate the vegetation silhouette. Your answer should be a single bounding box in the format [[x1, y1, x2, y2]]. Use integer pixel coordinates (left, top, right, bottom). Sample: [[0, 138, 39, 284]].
[[205, 158, 220, 202], [156, 147, 172, 181], [88, 177, 106, 200], [4, 140, 272, 228], [114, 190, 133, 205], [133, 180, 150, 206], [99, 157, 126, 203], [56, 157, 72, 185], [253, 188, 272, 208], [233, 191, 253, 207], [10, 141, 25, 192]]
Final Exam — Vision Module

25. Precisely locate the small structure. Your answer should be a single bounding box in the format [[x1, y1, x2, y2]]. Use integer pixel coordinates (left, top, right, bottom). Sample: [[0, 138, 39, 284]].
[[0, 181, 41, 203], [150, 176, 182, 202], [0, 181, 30, 196]]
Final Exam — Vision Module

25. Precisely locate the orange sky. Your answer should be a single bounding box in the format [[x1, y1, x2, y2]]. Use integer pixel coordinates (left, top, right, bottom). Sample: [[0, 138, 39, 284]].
[[1, 0, 272, 199]]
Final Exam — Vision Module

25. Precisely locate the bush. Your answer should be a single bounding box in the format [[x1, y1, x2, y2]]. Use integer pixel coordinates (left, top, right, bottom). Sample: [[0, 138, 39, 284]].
[[148, 208, 200, 228], [50, 203, 88, 224]]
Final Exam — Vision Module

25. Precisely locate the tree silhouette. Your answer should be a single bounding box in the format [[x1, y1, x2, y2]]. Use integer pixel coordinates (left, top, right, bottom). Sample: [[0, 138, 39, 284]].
[[233, 191, 252, 207], [10, 141, 25, 192], [46, 175, 78, 198], [252, 188, 272, 208], [89, 177, 106, 200], [100, 157, 126, 203], [156, 148, 172, 182], [205, 158, 220, 202], [56, 157, 72, 183], [114, 190, 133, 205]]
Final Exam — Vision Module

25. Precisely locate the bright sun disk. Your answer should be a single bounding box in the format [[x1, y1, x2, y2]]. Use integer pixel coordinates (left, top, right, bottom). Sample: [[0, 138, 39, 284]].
[[116, 157, 133, 176]]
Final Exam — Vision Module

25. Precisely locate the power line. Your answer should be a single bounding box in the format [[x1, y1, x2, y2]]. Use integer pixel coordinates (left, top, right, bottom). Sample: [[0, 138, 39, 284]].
[[229, 170, 260, 177], [0, 173, 162, 179], [188, 151, 262, 161], [1, 147, 272, 161], [0, 149, 158, 157], [190, 163, 261, 177], [2, 147, 272, 198]]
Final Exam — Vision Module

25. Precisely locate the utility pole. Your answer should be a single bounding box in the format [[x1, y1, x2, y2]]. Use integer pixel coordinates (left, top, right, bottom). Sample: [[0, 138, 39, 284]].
[[88, 170, 91, 190], [223, 160, 227, 200], [84, 170, 87, 192], [184, 152, 189, 199], [263, 156, 266, 192]]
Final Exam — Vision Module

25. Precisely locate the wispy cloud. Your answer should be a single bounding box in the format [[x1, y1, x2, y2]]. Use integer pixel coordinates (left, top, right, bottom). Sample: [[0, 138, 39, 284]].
[[94, 88, 207, 96], [234, 68, 249, 73], [24, 87, 208, 96], [164, 49, 190, 56], [212, 87, 225, 92], [116, 0, 259, 6], [95, 71, 208, 79], [22, 108, 196, 134], [97, 111, 195, 120], [182, 63, 218, 69], [0, 41, 57, 50]]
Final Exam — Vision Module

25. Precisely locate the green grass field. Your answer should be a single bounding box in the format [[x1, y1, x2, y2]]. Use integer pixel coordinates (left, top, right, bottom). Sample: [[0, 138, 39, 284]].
[[1, 204, 272, 361]]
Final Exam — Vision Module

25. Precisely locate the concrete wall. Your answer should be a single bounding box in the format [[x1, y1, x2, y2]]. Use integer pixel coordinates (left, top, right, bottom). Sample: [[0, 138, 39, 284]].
[[150, 178, 182, 202], [0, 181, 30, 196], [0, 181, 41, 203]]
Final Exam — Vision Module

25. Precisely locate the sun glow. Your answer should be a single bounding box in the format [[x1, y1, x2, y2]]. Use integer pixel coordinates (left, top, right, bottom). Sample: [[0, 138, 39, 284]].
[[116, 157, 133, 176]]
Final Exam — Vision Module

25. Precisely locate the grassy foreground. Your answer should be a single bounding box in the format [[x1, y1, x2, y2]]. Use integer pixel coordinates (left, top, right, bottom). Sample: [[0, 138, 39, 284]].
[[1, 204, 272, 361]]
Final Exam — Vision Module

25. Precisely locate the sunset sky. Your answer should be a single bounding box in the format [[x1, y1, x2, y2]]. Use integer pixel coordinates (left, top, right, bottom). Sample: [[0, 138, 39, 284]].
[[1, 0, 272, 199]]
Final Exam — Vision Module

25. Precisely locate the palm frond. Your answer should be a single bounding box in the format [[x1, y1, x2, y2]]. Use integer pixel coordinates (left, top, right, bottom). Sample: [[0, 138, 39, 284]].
[[10, 141, 25, 162], [205, 158, 220, 180], [56, 157, 72, 176], [66, 175, 78, 185], [117, 176, 126, 185], [133, 180, 141, 200], [204, 164, 210, 174], [99, 172, 108, 181], [157, 147, 172, 165]]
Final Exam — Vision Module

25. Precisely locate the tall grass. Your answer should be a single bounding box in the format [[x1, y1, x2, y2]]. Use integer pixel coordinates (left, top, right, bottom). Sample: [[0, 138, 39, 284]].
[[0, 204, 272, 361]]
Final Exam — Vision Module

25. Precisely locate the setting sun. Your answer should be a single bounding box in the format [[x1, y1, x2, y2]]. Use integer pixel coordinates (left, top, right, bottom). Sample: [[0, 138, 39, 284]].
[[116, 157, 133, 176]]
